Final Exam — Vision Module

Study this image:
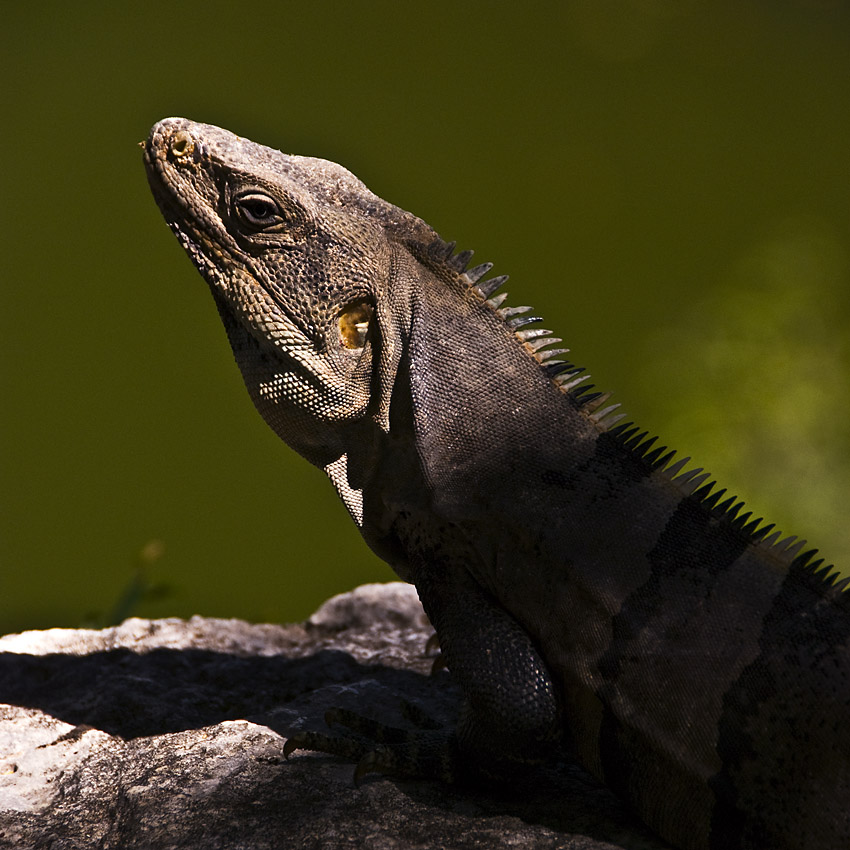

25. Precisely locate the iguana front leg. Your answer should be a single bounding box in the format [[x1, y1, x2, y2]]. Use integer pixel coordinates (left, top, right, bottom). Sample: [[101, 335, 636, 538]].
[[419, 573, 563, 773], [285, 572, 563, 783]]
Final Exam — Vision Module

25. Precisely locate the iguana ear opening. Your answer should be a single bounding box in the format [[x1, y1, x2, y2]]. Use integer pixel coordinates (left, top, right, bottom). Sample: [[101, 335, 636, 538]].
[[338, 301, 373, 350]]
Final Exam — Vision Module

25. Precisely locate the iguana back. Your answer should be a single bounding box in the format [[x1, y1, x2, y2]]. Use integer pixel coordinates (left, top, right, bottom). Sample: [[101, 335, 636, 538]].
[[143, 117, 850, 850]]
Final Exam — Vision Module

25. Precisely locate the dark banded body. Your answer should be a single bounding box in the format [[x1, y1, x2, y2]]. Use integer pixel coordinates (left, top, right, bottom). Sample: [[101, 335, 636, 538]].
[[144, 118, 850, 850]]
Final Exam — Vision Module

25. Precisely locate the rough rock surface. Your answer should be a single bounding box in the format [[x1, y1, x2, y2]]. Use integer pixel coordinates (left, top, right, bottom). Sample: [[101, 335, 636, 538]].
[[0, 583, 670, 849]]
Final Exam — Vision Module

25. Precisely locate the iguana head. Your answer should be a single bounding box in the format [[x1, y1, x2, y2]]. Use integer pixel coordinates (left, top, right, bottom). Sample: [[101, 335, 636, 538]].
[[143, 117, 437, 467]]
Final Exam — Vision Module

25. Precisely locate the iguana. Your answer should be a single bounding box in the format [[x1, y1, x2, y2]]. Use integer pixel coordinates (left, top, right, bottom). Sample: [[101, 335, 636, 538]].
[[143, 117, 850, 850]]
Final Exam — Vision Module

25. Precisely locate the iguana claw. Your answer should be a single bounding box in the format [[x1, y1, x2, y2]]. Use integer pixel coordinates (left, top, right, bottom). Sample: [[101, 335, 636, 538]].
[[284, 705, 458, 783]]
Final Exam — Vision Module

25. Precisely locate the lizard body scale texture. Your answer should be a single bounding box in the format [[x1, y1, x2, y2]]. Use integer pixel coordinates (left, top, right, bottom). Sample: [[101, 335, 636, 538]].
[[143, 118, 850, 850]]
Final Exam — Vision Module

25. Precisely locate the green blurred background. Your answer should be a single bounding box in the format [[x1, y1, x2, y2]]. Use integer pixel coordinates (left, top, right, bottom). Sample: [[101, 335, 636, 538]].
[[2, 1, 848, 634]]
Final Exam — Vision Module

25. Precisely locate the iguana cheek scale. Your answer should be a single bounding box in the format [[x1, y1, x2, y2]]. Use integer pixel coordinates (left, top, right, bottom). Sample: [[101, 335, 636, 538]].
[[143, 117, 850, 850]]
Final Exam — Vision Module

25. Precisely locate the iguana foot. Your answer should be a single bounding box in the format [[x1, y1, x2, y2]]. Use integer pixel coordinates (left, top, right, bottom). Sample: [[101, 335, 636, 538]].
[[284, 706, 459, 784]]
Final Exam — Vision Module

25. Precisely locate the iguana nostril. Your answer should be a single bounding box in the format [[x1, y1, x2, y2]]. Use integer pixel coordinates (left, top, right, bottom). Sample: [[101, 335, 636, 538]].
[[170, 131, 194, 159]]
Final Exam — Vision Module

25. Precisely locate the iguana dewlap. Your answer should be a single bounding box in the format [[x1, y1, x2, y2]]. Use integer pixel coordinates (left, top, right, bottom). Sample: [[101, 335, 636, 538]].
[[143, 117, 850, 850]]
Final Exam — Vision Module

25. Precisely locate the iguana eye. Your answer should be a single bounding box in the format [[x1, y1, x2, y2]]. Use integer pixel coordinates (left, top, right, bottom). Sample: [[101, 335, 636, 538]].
[[338, 301, 373, 350], [234, 192, 283, 227]]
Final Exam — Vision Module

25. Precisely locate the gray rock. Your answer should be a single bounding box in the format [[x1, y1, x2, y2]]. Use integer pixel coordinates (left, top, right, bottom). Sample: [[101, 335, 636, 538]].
[[0, 583, 669, 849]]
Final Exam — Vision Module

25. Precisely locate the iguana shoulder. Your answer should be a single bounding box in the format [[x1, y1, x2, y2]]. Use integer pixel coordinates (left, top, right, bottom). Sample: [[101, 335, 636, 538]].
[[144, 117, 850, 850]]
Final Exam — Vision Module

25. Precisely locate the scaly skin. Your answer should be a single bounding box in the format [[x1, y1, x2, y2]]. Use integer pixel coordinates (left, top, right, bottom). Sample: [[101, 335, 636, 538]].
[[144, 118, 850, 850]]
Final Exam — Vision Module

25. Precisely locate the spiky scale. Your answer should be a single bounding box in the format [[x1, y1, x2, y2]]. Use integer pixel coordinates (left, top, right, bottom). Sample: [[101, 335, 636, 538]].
[[465, 262, 493, 283], [740, 517, 764, 536], [600, 413, 627, 429], [583, 392, 612, 413], [693, 482, 715, 500], [681, 472, 712, 494], [624, 430, 649, 449], [664, 456, 690, 477], [715, 495, 736, 513], [577, 391, 603, 406], [486, 292, 509, 309], [452, 248, 475, 271], [527, 337, 562, 353], [476, 274, 509, 298], [537, 348, 570, 362], [427, 238, 453, 262], [726, 502, 745, 520], [609, 422, 637, 439], [498, 305, 533, 319], [555, 373, 590, 392], [762, 530, 783, 547], [635, 435, 658, 455], [651, 449, 676, 469], [794, 548, 819, 568], [702, 488, 727, 509], [752, 522, 775, 541], [589, 403, 622, 424], [573, 383, 597, 396], [508, 316, 543, 330], [516, 328, 551, 342], [674, 467, 704, 484], [785, 540, 810, 559], [643, 445, 670, 466], [777, 535, 799, 552], [544, 361, 576, 377]]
